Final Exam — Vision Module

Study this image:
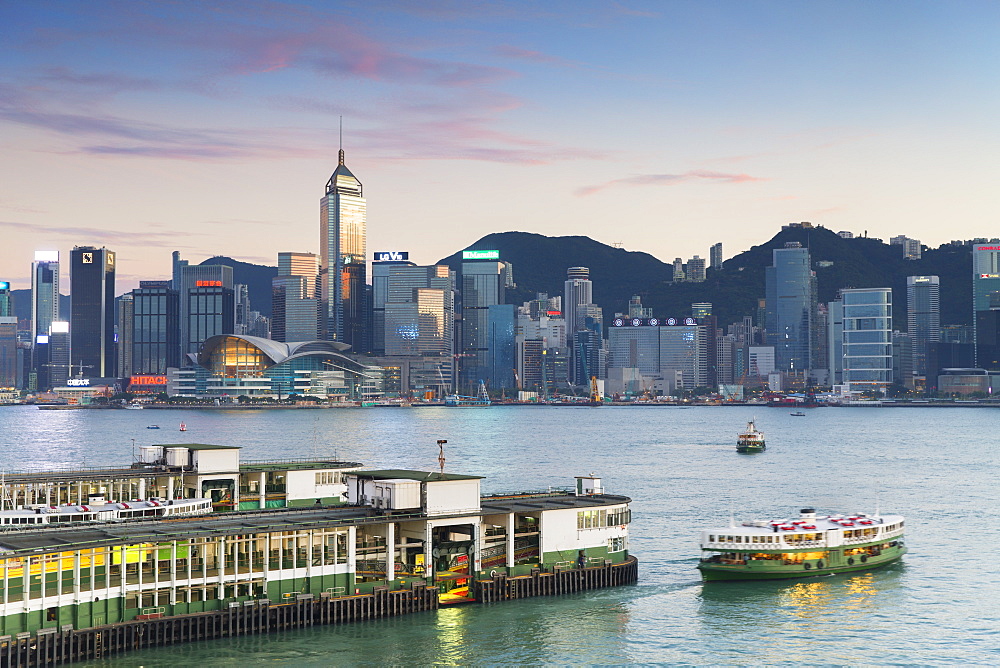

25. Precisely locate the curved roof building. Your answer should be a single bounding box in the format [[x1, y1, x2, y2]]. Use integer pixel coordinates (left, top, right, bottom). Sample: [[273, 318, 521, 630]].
[[173, 335, 381, 399]]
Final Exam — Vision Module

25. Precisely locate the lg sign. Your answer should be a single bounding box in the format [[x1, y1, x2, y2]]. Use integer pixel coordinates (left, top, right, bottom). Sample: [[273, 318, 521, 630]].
[[374, 251, 409, 262]]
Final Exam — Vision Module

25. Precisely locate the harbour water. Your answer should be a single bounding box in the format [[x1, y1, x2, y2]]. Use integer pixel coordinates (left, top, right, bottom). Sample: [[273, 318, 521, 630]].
[[1, 405, 997, 666]]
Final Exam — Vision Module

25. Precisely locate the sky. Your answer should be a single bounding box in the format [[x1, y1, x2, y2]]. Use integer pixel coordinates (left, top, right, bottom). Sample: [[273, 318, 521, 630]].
[[2, 0, 999, 294]]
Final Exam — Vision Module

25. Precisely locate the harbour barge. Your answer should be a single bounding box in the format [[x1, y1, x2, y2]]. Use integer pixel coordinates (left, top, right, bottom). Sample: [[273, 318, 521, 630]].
[[0, 465, 635, 665], [698, 507, 905, 581]]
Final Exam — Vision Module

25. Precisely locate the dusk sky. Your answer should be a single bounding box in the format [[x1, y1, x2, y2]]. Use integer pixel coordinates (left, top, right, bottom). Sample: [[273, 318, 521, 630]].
[[2, 1, 998, 293]]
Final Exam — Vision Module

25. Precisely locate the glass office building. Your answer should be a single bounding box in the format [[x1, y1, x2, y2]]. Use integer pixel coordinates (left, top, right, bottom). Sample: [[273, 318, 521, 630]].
[[185, 285, 235, 361], [906, 275, 940, 377], [460, 258, 511, 386], [132, 281, 180, 374], [320, 149, 367, 349], [70, 246, 117, 378], [765, 242, 815, 373], [841, 288, 893, 393]]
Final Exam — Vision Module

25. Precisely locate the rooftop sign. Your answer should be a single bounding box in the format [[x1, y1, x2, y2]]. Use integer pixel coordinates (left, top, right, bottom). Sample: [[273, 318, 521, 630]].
[[462, 250, 500, 260], [611, 317, 698, 327], [373, 251, 409, 262], [0, 282, 7, 290]]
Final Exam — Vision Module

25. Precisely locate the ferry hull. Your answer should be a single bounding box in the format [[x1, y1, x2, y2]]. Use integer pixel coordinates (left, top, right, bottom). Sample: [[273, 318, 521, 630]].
[[698, 545, 906, 581]]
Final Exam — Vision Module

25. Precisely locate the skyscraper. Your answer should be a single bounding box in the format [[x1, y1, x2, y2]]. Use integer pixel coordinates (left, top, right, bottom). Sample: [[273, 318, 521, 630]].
[[710, 242, 723, 270], [563, 267, 593, 340], [272, 252, 320, 342], [0, 282, 11, 317], [460, 252, 512, 386], [116, 294, 133, 378], [0, 316, 16, 388], [371, 252, 416, 356], [841, 288, 893, 394], [765, 242, 815, 373], [906, 276, 940, 377], [31, 251, 60, 365], [320, 147, 366, 350], [131, 281, 180, 374], [70, 246, 117, 378], [180, 264, 234, 360], [972, 243, 1000, 368], [383, 265, 454, 357]]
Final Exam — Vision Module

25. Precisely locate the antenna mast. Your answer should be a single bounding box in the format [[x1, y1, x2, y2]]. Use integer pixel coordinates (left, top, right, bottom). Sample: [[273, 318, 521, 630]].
[[437, 439, 447, 477]]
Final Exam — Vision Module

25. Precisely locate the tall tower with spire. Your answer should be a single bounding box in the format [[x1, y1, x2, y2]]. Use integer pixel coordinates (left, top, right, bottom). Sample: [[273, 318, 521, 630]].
[[320, 142, 367, 349]]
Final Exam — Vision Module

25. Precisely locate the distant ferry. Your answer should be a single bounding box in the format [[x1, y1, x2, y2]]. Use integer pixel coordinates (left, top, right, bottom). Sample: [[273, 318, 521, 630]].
[[736, 420, 765, 452], [697, 507, 906, 580], [0, 496, 213, 528]]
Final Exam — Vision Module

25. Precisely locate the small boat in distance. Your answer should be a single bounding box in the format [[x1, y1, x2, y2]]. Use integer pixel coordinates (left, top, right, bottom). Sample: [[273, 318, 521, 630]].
[[179, 422, 187, 431], [146, 425, 160, 430], [790, 411, 806, 417], [125, 403, 144, 410], [697, 507, 907, 581], [737, 420, 765, 452]]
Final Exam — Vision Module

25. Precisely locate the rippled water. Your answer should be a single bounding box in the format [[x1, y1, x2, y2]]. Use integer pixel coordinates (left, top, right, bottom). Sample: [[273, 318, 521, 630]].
[[1, 404, 997, 666]]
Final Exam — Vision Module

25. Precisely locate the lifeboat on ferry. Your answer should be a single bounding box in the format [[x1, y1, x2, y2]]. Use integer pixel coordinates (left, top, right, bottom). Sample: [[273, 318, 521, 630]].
[[780, 525, 795, 531], [77, 506, 90, 512]]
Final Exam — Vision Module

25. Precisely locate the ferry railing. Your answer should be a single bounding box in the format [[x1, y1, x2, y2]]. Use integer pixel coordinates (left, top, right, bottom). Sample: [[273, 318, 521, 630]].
[[240, 457, 362, 468]]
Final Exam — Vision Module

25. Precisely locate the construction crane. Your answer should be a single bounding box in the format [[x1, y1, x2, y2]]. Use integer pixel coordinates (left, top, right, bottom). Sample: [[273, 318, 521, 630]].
[[590, 376, 601, 403], [43, 360, 94, 377]]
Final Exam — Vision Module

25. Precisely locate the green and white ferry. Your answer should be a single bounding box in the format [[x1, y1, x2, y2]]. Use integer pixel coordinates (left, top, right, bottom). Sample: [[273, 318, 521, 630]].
[[697, 507, 906, 581]]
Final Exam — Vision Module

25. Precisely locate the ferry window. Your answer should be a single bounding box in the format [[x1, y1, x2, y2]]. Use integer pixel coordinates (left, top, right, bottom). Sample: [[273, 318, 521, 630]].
[[709, 535, 715, 542], [608, 536, 626, 552], [315, 472, 341, 486]]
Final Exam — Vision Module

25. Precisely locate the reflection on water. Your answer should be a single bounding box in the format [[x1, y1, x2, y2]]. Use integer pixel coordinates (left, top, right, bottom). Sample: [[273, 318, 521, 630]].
[[695, 566, 908, 664]]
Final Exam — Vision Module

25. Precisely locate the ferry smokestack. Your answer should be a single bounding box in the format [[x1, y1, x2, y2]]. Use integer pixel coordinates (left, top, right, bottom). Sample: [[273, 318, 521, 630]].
[[800, 508, 816, 519]]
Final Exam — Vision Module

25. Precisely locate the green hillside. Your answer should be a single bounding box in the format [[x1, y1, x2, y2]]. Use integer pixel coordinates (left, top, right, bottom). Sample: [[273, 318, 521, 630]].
[[442, 229, 972, 330]]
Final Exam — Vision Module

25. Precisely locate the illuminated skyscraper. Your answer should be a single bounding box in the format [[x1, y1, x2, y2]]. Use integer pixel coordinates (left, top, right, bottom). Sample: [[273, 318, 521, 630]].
[[70, 246, 116, 378], [320, 147, 367, 350]]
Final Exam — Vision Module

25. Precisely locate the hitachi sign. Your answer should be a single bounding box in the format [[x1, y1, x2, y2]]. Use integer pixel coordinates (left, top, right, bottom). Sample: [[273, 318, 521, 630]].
[[373, 251, 409, 262]]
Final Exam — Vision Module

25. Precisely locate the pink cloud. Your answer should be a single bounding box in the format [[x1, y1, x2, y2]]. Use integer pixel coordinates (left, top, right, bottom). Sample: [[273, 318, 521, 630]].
[[577, 170, 767, 196], [0, 220, 197, 248], [494, 45, 577, 67]]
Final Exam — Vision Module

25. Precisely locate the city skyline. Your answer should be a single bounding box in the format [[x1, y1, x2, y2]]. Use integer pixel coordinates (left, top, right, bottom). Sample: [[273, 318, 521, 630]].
[[3, 1, 1000, 291]]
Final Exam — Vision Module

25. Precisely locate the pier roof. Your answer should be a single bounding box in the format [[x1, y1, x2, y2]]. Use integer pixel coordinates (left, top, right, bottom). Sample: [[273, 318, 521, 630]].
[[480, 492, 631, 514], [349, 469, 483, 482], [0, 505, 386, 556]]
